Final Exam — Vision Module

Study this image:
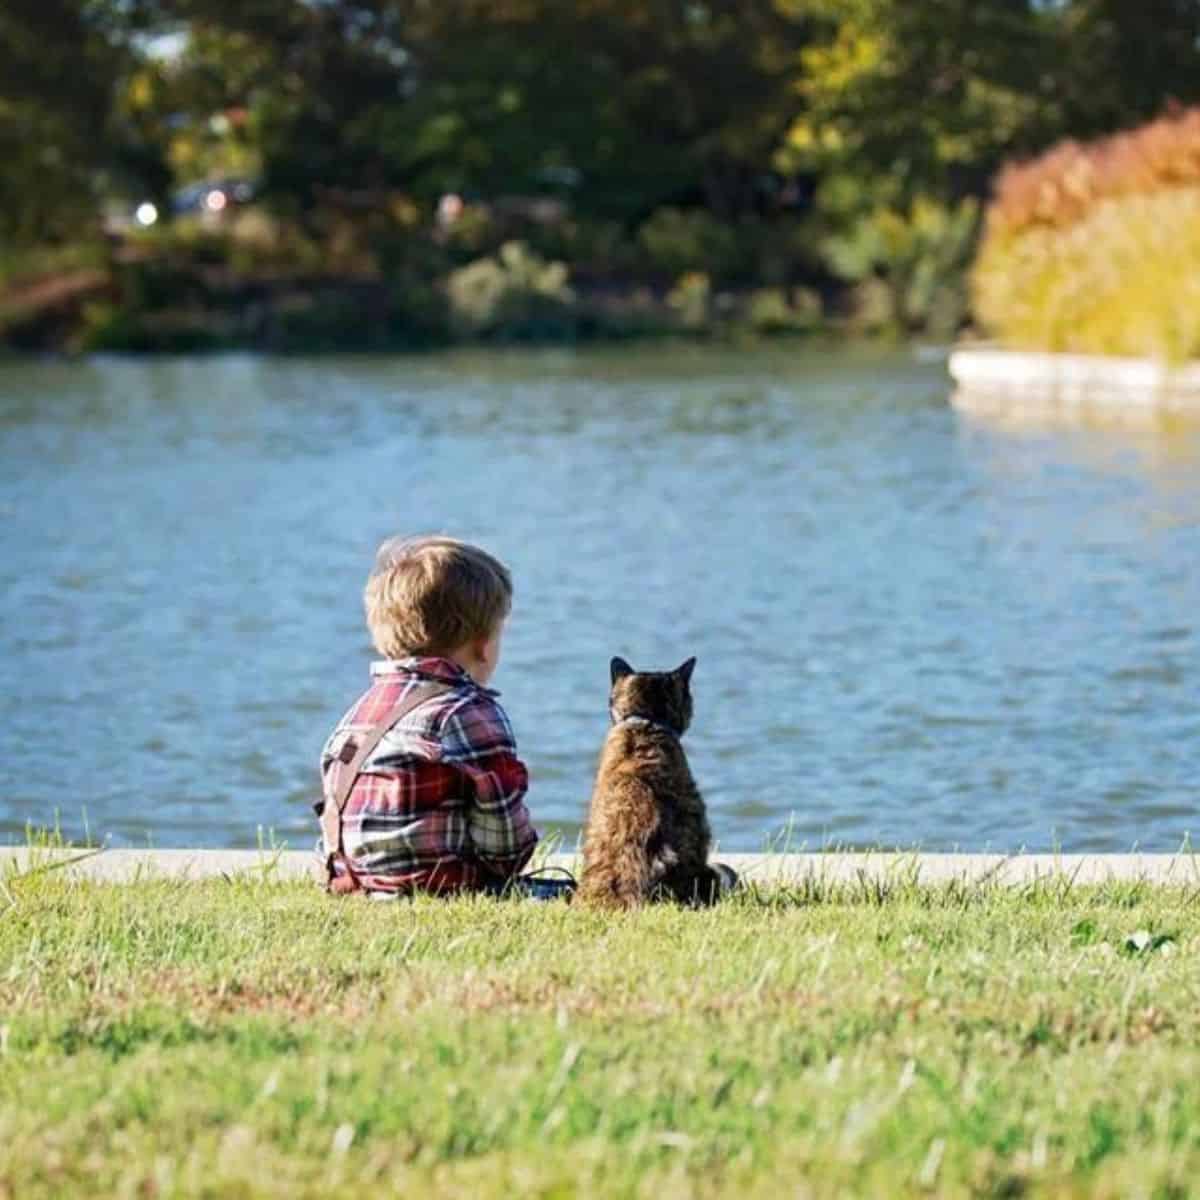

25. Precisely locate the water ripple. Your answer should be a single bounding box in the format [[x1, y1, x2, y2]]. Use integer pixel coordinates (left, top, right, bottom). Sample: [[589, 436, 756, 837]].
[[2, 346, 1199, 851]]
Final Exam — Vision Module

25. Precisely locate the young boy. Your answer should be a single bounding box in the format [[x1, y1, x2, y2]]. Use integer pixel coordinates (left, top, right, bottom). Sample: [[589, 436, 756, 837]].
[[316, 535, 538, 895]]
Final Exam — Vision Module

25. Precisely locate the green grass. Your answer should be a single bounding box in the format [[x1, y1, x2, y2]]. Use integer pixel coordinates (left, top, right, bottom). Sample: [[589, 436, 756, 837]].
[[2, 865, 1199, 1198]]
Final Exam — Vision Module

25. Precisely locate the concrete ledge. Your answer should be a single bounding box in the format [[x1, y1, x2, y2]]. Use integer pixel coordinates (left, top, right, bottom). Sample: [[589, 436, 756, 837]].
[[2, 847, 1198, 887], [949, 346, 1200, 419]]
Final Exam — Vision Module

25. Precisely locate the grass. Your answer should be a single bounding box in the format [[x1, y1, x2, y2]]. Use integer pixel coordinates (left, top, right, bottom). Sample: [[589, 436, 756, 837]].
[[2, 863, 1199, 1198]]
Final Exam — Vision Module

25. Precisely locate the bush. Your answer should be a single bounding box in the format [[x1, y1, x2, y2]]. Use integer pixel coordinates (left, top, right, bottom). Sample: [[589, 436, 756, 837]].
[[744, 287, 822, 335], [638, 208, 742, 280], [444, 241, 576, 340], [76, 301, 234, 353], [973, 188, 1200, 363], [521, 218, 643, 281], [821, 198, 979, 336], [438, 203, 499, 261], [973, 107, 1200, 362], [665, 272, 711, 331], [989, 107, 1200, 239]]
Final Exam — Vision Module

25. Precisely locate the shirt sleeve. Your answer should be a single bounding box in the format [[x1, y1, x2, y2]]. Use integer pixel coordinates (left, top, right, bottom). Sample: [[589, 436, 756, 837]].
[[439, 693, 539, 875]]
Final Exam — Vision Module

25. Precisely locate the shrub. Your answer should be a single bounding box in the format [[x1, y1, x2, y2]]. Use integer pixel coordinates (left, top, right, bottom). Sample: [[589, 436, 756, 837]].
[[989, 107, 1200, 239], [665, 272, 711, 331], [522, 218, 643, 281], [973, 188, 1200, 363], [574, 288, 676, 340], [974, 107, 1200, 361], [439, 203, 499, 261], [821, 198, 979, 336], [444, 241, 576, 340], [744, 287, 822, 335], [76, 301, 234, 353], [638, 208, 743, 280]]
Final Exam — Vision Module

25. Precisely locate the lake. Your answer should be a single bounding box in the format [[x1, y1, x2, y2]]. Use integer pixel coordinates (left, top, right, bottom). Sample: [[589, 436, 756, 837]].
[[1, 345, 1197, 853]]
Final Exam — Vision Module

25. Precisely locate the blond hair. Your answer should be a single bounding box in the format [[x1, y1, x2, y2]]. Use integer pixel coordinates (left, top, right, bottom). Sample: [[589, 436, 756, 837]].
[[364, 535, 512, 659]]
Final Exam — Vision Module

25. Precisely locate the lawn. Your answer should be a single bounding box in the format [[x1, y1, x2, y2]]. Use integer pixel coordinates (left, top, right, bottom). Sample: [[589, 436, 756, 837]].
[[1, 863, 1198, 1199]]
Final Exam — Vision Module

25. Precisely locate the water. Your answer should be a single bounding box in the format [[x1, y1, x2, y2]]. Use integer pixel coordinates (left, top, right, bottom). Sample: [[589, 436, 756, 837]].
[[1, 346, 1197, 852]]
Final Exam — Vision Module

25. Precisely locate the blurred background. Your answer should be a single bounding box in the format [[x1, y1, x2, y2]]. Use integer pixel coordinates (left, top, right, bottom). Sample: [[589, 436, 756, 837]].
[[2, 1, 1199, 853], [3, 0, 1200, 351]]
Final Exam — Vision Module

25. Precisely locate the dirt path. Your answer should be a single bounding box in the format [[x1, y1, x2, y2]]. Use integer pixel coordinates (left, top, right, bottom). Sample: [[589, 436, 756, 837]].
[[0, 267, 109, 317]]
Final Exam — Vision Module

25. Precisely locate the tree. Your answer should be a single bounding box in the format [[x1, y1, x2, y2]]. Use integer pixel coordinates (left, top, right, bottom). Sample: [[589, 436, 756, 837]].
[[154, 0, 815, 223], [778, 0, 1200, 207], [0, 0, 121, 243], [1043, 0, 1200, 138]]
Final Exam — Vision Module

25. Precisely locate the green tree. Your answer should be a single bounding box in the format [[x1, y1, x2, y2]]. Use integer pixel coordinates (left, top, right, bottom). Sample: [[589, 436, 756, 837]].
[[779, 0, 1200, 205], [778, 0, 1053, 203], [1044, 0, 1200, 138], [0, 0, 119, 243], [0, 0, 178, 246], [155, 0, 815, 223]]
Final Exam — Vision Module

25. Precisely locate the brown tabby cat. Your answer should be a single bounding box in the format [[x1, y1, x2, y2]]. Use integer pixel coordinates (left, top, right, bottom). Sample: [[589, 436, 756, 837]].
[[579, 655, 727, 908]]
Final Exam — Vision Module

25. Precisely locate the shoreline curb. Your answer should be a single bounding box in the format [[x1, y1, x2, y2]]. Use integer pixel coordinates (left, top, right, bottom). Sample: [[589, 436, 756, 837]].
[[3, 848, 1197, 886], [948, 346, 1200, 419]]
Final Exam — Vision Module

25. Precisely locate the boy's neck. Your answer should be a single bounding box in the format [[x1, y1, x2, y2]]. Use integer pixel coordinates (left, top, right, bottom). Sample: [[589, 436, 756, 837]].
[[444, 646, 495, 686], [445, 651, 484, 684]]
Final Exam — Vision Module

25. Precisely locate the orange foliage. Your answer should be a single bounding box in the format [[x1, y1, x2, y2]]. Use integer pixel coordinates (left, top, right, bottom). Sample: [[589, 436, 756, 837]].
[[987, 106, 1200, 237]]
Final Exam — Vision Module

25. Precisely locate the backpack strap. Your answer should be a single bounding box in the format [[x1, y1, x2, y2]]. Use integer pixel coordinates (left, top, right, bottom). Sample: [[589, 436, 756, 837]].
[[317, 681, 452, 892]]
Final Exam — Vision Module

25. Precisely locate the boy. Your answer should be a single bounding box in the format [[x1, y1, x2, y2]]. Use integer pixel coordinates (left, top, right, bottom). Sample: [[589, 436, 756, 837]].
[[316, 535, 538, 895]]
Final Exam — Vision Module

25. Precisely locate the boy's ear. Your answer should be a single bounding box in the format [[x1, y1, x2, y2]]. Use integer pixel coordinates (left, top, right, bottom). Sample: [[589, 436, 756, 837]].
[[676, 656, 696, 684], [610, 656, 634, 684]]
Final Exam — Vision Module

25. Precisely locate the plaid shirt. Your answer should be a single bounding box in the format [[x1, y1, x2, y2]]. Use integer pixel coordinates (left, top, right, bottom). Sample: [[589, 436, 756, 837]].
[[319, 657, 537, 893]]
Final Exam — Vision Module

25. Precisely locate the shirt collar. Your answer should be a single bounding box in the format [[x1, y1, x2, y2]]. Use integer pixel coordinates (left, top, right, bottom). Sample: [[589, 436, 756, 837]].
[[371, 656, 499, 696]]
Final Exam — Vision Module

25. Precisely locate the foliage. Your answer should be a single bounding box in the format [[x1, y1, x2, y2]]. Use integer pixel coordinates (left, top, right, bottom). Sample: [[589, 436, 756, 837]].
[[0, 2, 132, 243], [666, 272, 712, 331], [132, 0, 813, 226], [2, 871, 1199, 1196], [779, 0, 1056, 201], [973, 188, 1200, 363], [744, 286, 822, 335], [7, 0, 1200, 347], [780, 0, 1200, 202], [973, 105, 1200, 361], [638, 209, 743, 281], [445, 241, 576, 340], [988, 106, 1200, 239], [822, 198, 979, 336]]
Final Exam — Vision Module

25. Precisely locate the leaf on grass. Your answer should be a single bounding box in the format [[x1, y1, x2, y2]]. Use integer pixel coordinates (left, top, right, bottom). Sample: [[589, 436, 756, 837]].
[[331, 1123, 355, 1155], [1123, 929, 1176, 955]]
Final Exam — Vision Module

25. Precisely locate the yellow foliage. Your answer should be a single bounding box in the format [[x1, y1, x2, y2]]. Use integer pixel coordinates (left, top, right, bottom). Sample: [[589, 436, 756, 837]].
[[801, 24, 884, 94], [973, 188, 1200, 363], [127, 72, 156, 112]]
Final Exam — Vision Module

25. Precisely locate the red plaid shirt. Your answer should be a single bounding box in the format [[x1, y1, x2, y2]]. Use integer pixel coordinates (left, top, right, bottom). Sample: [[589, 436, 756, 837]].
[[318, 657, 537, 894]]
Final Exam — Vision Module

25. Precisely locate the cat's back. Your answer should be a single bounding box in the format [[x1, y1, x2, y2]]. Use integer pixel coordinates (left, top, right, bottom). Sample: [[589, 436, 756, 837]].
[[594, 721, 687, 790]]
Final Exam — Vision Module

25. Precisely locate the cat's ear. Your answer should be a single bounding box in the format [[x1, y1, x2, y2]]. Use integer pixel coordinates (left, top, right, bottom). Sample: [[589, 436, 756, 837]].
[[676, 656, 696, 684], [610, 656, 634, 684]]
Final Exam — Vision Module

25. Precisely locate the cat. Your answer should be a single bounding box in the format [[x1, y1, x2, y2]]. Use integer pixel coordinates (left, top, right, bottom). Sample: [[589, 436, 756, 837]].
[[579, 655, 729, 908]]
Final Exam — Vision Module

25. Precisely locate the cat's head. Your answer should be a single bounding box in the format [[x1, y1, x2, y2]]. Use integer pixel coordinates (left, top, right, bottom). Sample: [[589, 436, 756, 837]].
[[608, 656, 696, 735]]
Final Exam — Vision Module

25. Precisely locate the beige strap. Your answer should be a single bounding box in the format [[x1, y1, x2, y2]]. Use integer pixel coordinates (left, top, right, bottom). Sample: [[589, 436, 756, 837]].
[[320, 681, 451, 882]]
